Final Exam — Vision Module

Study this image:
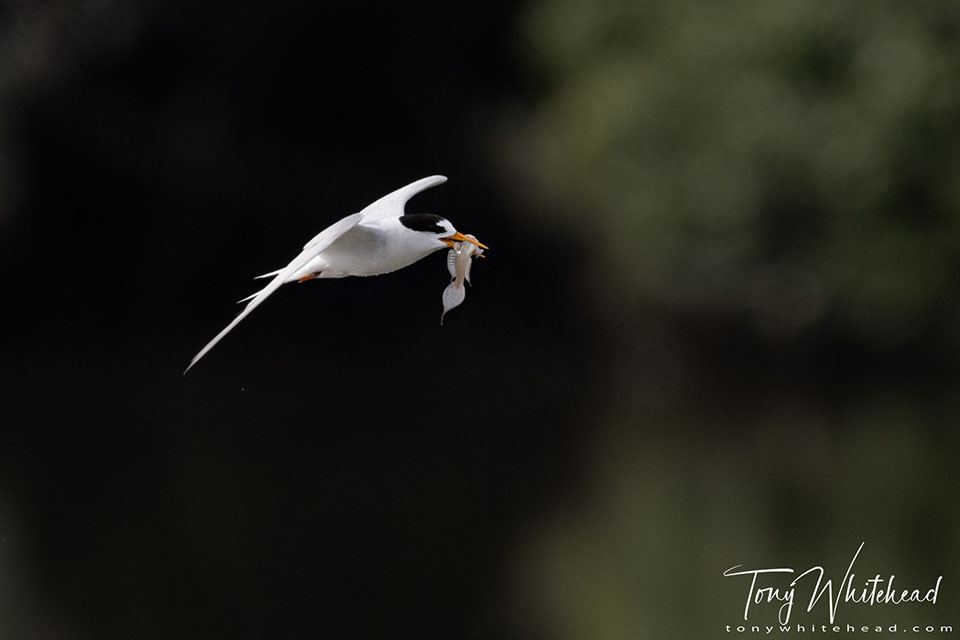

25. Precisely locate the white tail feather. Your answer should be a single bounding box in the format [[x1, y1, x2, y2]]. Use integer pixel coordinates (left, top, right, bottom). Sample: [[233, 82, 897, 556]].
[[184, 212, 364, 374]]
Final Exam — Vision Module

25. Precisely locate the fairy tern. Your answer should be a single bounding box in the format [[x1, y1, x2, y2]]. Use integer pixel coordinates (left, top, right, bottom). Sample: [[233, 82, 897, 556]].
[[184, 175, 487, 374]]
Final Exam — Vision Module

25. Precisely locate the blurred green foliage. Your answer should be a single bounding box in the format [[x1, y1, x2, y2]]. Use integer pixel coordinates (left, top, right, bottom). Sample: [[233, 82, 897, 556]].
[[497, 3, 960, 637], [508, 391, 960, 638], [504, 1, 960, 345]]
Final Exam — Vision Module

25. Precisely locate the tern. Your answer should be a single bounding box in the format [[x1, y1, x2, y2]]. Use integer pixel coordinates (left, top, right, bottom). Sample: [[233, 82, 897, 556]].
[[184, 175, 487, 374]]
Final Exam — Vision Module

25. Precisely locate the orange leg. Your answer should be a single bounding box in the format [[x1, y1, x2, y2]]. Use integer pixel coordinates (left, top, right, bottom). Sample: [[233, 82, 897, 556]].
[[298, 271, 322, 283]]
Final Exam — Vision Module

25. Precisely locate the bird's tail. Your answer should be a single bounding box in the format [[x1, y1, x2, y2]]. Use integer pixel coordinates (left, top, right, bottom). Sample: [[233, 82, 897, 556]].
[[237, 268, 283, 303], [185, 275, 288, 374], [183, 211, 364, 375]]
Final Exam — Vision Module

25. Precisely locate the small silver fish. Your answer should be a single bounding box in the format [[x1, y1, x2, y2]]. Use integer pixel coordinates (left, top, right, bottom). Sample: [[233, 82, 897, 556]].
[[441, 235, 483, 324]]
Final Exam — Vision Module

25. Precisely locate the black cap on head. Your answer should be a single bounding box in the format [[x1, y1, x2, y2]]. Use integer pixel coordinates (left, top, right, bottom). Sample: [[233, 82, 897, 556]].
[[399, 214, 447, 234]]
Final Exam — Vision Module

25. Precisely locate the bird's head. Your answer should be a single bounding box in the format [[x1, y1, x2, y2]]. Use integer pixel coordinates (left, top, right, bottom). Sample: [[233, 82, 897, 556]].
[[398, 214, 489, 251]]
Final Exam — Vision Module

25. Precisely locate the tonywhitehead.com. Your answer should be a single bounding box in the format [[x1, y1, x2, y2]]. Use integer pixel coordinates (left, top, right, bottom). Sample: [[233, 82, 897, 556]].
[[724, 624, 953, 634], [721, 542, 951, 634]]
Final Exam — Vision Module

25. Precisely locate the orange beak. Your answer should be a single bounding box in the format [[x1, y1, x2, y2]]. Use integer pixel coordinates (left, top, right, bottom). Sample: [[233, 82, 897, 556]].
[[441, 232, 489, 250]]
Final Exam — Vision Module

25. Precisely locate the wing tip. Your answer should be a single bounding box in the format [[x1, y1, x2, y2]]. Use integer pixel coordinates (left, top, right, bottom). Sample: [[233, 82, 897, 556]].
[[183, 354, 202, 375]]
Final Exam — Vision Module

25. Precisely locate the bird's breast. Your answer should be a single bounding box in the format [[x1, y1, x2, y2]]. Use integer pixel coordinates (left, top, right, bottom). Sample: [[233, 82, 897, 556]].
[[313, 223, 438, 277]]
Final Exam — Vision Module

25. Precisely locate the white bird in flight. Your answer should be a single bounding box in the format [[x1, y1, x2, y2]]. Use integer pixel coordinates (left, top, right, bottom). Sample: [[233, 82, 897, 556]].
[[184, 175, 487, 374]]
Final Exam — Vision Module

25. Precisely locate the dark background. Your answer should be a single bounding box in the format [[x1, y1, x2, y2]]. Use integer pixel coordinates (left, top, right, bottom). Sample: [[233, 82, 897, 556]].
[[1, 1, 958, 638]]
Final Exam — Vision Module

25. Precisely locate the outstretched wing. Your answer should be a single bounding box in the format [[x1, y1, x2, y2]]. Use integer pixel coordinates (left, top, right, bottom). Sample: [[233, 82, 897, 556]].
[[358, 175, 447, 221], [183, 212, 364, 374]]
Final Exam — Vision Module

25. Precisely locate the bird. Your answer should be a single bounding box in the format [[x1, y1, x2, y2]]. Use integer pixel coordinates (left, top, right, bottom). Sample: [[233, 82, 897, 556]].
[[184, 175, 487, 374]]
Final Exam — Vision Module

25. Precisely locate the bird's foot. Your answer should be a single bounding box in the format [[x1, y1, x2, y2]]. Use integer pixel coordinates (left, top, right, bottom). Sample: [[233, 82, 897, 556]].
[[298, 271, 322, 283]]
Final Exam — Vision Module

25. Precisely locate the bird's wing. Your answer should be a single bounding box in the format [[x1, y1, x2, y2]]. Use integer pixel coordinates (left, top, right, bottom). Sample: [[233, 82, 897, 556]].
[[357, 175, 447, 221], [184, 212, 364, 374]]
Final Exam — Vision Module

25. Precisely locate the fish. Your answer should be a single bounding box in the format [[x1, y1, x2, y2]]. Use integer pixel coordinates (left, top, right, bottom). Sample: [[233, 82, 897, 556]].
[[441, 235, 483, 324]]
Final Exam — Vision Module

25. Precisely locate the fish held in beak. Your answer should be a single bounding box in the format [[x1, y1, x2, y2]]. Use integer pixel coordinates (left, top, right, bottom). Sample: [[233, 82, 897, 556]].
[[440, 235, 484, 324], [441, 232, 489, 250]]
